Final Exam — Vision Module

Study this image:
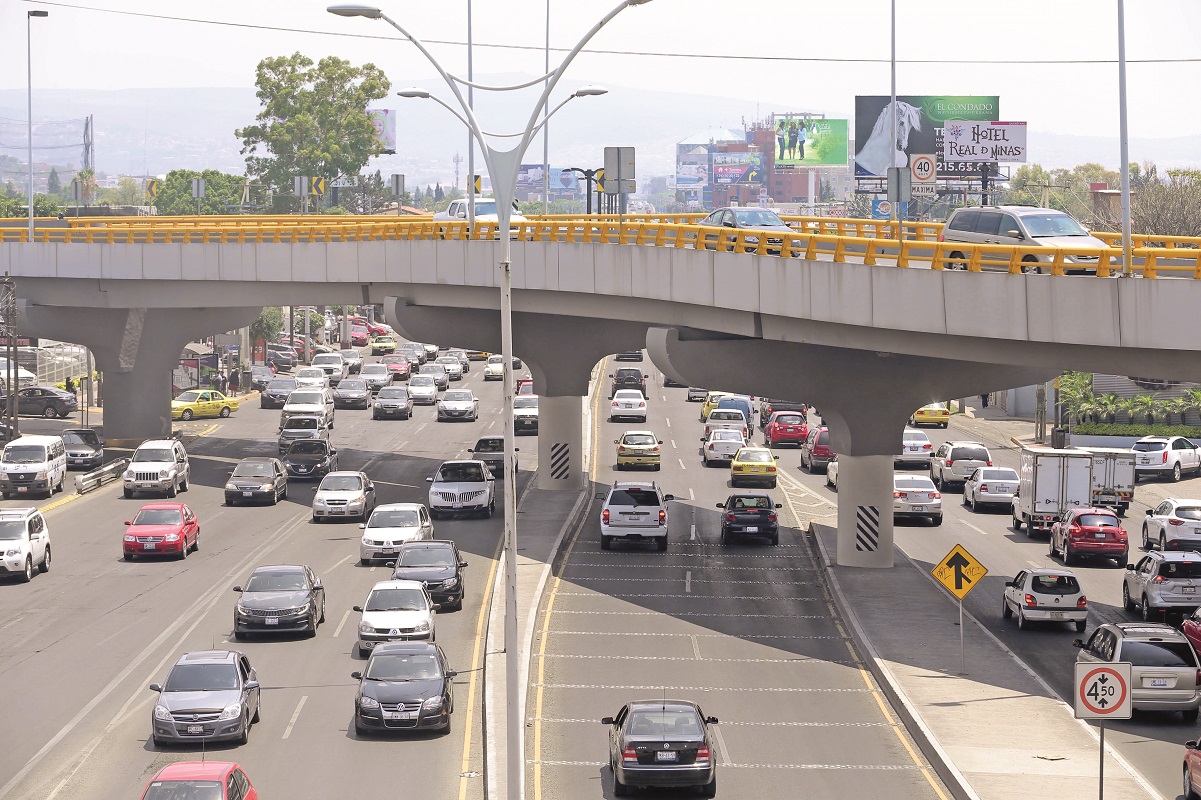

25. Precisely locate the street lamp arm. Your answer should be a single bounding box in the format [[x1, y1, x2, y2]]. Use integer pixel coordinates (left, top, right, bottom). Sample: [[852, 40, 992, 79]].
[[527, 95, 578, 142], [446, 70, 559, 92], [419, 94, 473, 131]]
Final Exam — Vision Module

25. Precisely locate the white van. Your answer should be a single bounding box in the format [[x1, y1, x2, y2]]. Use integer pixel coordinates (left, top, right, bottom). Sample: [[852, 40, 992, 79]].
[[0, 435, 68, 498], [0, 358, 37, 389]]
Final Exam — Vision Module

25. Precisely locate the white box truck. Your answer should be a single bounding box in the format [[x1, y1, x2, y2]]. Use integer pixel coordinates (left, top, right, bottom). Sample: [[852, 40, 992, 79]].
[[1076, 447, 1136, 515], [1012, 446, 1094, 536]]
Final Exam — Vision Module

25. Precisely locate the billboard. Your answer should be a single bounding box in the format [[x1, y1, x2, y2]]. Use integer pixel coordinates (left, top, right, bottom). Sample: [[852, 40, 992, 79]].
[[368, 109, 396, 154], [854, 96, 999, 178], [712, 152, 763, 184], [772, 115, 850, 166], [943, 120, 1027, 162], [676, 145, 710, 188]]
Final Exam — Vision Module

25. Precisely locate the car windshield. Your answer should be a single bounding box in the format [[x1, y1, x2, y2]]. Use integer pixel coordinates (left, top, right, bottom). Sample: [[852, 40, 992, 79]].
[[437, 464, 486, 483], [320, 475, 363, 491], [133, 508, 183, 525], [163, 663, 239, 692], [1177, 507, 1201, 521], [1133, 441, 1167, 452], [1077, 514, 1119, 527], [420, 365, 444, 373], [514, 397, 539, 409], [472, 201, 499, 215], [981, 469, 1018, 480], [141, 780, 224, 800], [365, 653, 441, 681], [289, 392, 323, 405], [370, 509, 420, 528], [62, 430, 100, 447], [626, 709, 703, 737], [1160, 561, 1201, 579], [733, 209, 787, 227], [233, 461, 275, 477], [313, 355, 341, 365], [245, 571, 307, 592], [378, 387, 409, 399], [268, 379, 297, 392], [297, 369, 324, 379], [3, 445, 47, 463], [0, 520, 27, 540], [365, 587, 427, 612], [339, 380, 367, 392], [774, 415, 803, 426], [132, 448, 173, 463], [288, 441, 328, 456], [396, 547, 455, 567], [283, 418, 319, 431], [1030, 574, 1080, 594], [411, 376, 434, 387], [608, 488, 661, 507], [474, 439, 503, 453], [488, 355, 504, 363], [895, 476, 937, 491], [903, 432, 928, 442], [951, 447, 990, 462], [738, 449, 773, 463], [362, 365, 388, 375], [1119, 640, 1198, 668], [623, 434, 657, 446], [436, 358, 458, 365], [175, 391, 201, 403], [1022, 212, 1090, 238], [443, 391, 473, 402], [381, 356, 407, 364]]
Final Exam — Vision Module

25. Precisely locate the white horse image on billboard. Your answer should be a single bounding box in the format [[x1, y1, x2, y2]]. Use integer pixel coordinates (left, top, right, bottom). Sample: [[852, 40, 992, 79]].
[[855, 101, 923, 176]]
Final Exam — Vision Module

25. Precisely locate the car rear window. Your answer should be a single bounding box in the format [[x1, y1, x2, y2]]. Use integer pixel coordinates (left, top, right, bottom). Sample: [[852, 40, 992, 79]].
[[951, 446, 990, 462], [1030, 574, 1080, 595], [710, 411, 744, 421], [607, 488, 661, 507], [774, 414, 803, 426], [738, 449, 773, 463], [1133, 441, 1167, 452], [815, 431, 829, 446], [1119, 640, 1198, 668], [1077, 513, 1119, 527], [616, 369, 642, 379], [474, 439, 503, 453], [1158, 561, 1201, 579], [947, 209, 979, 231], [903, 432, 927, 442], [895, 476, 937, 491], [981, 468, 1018, 481], [1178, 507, 1201, 521]]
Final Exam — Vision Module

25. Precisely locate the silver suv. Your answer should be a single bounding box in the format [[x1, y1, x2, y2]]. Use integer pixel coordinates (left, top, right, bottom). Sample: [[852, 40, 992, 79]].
[[426, 460, 495, 519], [597, 481, 675, 552], [929, 441, 992, 490], [940, 205, 1108, 274], [1124, 550, 1201, 620], [1074, 622, 1201, 721], [123, 439, 190, 499]]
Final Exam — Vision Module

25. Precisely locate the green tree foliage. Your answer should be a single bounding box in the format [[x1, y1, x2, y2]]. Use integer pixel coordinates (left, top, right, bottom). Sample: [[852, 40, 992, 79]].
[[249, 307, 283, 362], [1001, 162, 1119, 225], [237, 52, 390, 204], [155, 169, 246, 215], [47, 167, 61, 196], [434, 184, 445, 202], [292, 309, 325, 338], [331, 170, 397, 215], [98, 177, 146, 207], [1131, 168, 1201, 238]]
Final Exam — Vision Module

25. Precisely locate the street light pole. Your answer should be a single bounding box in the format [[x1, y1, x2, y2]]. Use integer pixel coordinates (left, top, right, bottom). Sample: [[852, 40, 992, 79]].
[[1117, 0, 1133, 277], [889, 0, 898, 225], [27, 9, 48, 243]]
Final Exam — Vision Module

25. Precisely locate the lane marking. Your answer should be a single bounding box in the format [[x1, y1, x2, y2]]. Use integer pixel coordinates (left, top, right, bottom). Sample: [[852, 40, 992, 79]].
[[1027, 560, 1040, 568], [690, 524, 697, 541], [685, 570, 692, 592], [691, 634, 702, 659], [962, 520, 991, 536], [710, 721, 733, 767], [661, 395, 666, 402], [326, 553, 354, 573], [688, 488, 695, 501], [532, 576, 562, 800], [332, 609, 351, 638], [281, 695, 308, 740], [457, 540, 503, 800], [416, 422, 427, 433], [670, 439, 677, 449], [665, 418, 671, 429], [677, 458, 686, 471]]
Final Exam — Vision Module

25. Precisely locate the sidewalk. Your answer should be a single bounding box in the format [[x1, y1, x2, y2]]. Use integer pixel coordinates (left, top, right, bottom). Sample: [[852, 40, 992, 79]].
[[812, 523, 1159, 800], [948, 403, 1039, 452]]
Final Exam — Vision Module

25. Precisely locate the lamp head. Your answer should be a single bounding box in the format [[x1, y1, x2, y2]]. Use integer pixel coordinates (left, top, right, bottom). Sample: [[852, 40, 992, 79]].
[[326, 4, 383, 19], [397, 88, 431, 99], [28, 9, 49, 16], [573, 85, 608, 98]]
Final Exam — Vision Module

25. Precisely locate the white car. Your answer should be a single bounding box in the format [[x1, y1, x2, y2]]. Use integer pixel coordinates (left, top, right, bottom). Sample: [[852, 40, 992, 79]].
[[896, 429, 932, 467], [359, 503, 434, 564], [294, 367, 331, 389], [408, 375, 439, 404], [1142, 498, 1201, 551], [700, 429, 745, 467], [311, 470, 376, 522], [434, 356, 464, 381], [1002, 568, 1087, 632], [281, 388, 335, 428], [0, 507, 50, 582], [311, 352, 349, 385], [446, 349, 471, 373], [427, 459, 496, 519], [514, 395, 539, 435], [434, 196, 527, 228], [963, 467, 1020, 512], [598, 481, 674, 552], [123, 439, 191, 499], [686, 387, 708, 402], [1132, 436, 1201, 482], [825, 455, 840, 489], [437, 389, 479, 422], [703, 409, 749, 439], [353, 579, 438, 656], [893, 473, 942, 526], [609, 389, 648, 423], [483, 354, 505, 381]]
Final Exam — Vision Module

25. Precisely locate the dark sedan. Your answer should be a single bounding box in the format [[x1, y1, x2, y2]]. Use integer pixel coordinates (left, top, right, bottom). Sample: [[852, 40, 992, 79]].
[[389, 540, 468, 611], [717, 493, 781, 545], [249, 365, 275, 392], [0, 386, 78, 418], [602, 700, 718, 797], [225, 457, 288, 505], [260, 377, 298, 409], [333, 378, 371, 409], [265, 346, 297, 372], [352, 642, 456, 736], [283, 439, 339, 480], [232, 564, 325, 638], [372, 386, 414, 420]]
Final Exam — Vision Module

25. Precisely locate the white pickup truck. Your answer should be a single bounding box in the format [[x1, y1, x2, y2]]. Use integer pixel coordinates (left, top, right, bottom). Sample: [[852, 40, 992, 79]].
[[433, 197, 526, 225]]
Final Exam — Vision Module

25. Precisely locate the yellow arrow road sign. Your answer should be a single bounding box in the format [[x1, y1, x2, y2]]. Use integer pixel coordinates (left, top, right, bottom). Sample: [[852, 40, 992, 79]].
[[145, 178, 158, 200], [310, 176, 326, 197], [932, 544, 987, 600]]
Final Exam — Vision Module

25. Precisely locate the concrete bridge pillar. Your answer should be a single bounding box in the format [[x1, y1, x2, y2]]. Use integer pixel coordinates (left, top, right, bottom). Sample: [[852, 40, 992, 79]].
[[19, 305, 261, 445], [532, 395, 585, 490]]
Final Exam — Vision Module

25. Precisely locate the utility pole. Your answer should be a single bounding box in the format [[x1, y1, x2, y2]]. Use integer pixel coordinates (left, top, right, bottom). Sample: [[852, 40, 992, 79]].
[[0, 277, 18, 440]]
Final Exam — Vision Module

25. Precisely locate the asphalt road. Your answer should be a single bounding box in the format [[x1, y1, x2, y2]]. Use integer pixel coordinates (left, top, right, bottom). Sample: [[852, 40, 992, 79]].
[[0, 353, 526, 800], [528, 364, 950, 800]]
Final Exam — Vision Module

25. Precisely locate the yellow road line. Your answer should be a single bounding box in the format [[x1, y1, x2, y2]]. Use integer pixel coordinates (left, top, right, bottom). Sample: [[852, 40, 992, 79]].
[[458, 539, 503, 800], [40, 492, 83, 514]]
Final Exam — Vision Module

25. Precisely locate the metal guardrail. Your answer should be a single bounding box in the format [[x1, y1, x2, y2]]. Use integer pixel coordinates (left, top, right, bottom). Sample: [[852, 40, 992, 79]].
[[75, 457, 128, 495]]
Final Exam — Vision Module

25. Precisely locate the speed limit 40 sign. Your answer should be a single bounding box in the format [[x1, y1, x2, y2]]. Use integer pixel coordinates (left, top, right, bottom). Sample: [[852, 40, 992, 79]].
[[1073, 662, 1132, 720]]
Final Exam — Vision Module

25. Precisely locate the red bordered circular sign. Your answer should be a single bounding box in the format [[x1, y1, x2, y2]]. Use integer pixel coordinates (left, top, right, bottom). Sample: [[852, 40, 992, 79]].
[[1078, 666, 1128, 716]]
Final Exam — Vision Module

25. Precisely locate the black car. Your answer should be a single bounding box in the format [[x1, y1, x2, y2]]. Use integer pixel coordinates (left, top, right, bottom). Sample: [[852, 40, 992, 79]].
[[232, 564, 325, 638], [283, 439, 339, 479], [610, 368, 648, 398], [261, 377, 299, 409], [352, 642, 456, 736], [400, 344, 427, 365], [249, 365, 275, 391], [389, 540, 468, 610], [716, 493, 781, 545], [0, 386, 78, 418], [468, 435, 518, 476], [758, 398, 808, 430], [602, 700, 718, 797], [333, 378, 371, 409], [62, 427, 104, 470], [265, 345, 297, 372], [225, 457, 288, 505]]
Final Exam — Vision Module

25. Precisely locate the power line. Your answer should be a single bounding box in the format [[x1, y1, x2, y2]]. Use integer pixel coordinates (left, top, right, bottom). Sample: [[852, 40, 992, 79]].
[[25, 0, 1201, 66]]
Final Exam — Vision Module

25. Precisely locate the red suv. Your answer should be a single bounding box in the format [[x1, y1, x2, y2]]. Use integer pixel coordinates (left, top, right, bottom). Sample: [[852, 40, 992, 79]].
[[1049, 507, 1129, 566], [799, 427, 833, 473], [140, 761, 256, 800], [763, 411, 808, 447]]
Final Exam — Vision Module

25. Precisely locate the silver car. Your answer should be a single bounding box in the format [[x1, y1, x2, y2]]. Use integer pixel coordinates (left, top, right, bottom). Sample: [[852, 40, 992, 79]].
[[418, 363, 449, 390], [700, 429, 745, 467], [1123, 551, 1201, 620], [446, 349, 471, 373], [963, 467, 1019, 512], [359, 503, 434, 564], [434, 356, 464, 381], [893, 474, 942, 526], [941, 205, 1109, 274], [311, 471, 376, 523], [373, 386, 414, 420], [896, 429, 932, 467], [1075, 622, 1201, 720], [360, 363, 392, 393], [930, 441, 992, 490], [427, 459, 495, 519], [437, 389, 478, 422], [149, 650, 261, 746], [686, 387, 708, 402], [408, 375, 439, 405]]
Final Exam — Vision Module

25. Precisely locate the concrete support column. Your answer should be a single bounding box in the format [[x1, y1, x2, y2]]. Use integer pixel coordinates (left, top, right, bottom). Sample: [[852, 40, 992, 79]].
[[833, 455, 896, 568], [534, 395, 584, 490]]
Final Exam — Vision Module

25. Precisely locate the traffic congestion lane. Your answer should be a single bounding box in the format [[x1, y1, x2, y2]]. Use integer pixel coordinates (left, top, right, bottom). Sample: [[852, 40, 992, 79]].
[[1, 353, 520, 800], [529, 364, 949, 800]]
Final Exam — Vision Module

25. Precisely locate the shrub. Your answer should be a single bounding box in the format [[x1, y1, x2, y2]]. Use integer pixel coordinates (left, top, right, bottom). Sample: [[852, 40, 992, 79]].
[[1072, 422, 1201, 438]]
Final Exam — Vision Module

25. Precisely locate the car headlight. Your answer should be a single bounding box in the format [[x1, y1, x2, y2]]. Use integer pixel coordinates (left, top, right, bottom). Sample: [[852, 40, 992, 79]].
[[422, 695, 443, 710], [35, 471, 47, 480], [358, 695, 380, 709], [259, 483, 274, 492], [348, 495, 365, 507], [124, 534, 136, 542], [225, 482, 237, 490], [361, 536, 373, 545], [218, 703, 242, 721], [165, 533, 180, 542], [159, 470, 171, 480], [5, 548, 21, 557], [314, 496, 327, 506], [414, 621, 430, 633], [374, 402, 382, 408], [439, 577, 459, 588], [359, 621, 373, 634], [154, 704, 172, 721], [746, 235, 760, 244]]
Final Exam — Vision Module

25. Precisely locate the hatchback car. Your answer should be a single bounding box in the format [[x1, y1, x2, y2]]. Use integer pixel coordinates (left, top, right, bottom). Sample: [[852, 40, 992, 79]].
[[123, 502, 199, 561], [225, 457, 288, 505], [598, 481, 675, 552], [359, 503, 434, 564], [700, 429, 746, 467], [730, 446, 778, 488], [896, 429, 933, 467], [351, 642, 456, 735], [149, 650, 261, 746], [283, 439, 338, 480], [1049, 508, 1128, 566], [437, 389, 478, 422], [963, 467, 1019, 512], [616, 430, 663, 471], [311, 471, 376, 522], [373, 385, 415, 420], [389, 540, 468, 610], [700, 391, 731, 421], [408, 375, 439, 404], [139, 761, 257, 800], [602, 700, 718, 797], [1075, 622, 1201, 721], [232, 564, 325, 638], [1124, 551, 1201, 620], [799, 426, 833, 473], [686, 387, 708, 402], [941, 205, 1108, 274], [1144, 499, 1201, 552], [893, 474, 943, 525], [717, 493, 781, 546], [353, 579, 439, 656], [333, 378, 371, 409], [418, 363, 450, 390], [930, 441, 993, 490], [427, 460, 495, 519], [1002, 568, 1088, 632], [763, 411, 808, 447], [909, 402, 950, 428]]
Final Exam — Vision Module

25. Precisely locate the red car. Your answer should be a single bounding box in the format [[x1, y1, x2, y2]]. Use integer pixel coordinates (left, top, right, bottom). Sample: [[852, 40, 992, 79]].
[[1048, 507, 1129, 566], [350, 325, 369, 346], [800, 426, 833, 473], [140, 761, 256, 800], [122, 502, 200, 561], [763, 411, 809, 447], [380, 354, 413, 380]]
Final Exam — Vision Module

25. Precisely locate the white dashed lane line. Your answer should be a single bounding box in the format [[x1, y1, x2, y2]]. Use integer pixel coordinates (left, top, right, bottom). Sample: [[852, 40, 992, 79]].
[[331, 609, 351, 638], [281, 696, 308, 740]]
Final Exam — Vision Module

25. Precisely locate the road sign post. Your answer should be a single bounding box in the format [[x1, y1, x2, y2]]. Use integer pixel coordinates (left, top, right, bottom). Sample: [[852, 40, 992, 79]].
[[1074, 661, 1131, 800], [910, 153, 937, 199], [932, 544, 987, 674]]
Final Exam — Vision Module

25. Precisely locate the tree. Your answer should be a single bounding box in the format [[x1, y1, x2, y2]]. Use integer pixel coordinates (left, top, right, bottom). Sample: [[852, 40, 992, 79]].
[[98, 177, 146, 207], [293, 309, 325, 339], [154, 169, 247, 215], [249, 307, 283, 363], [47, 167, 61, 196], [75, 167, 97, 206], [434, 184, 445, 202], [237, 52, 390, 205], [332, 170, 395, 215], [1131, 168, 1201, 238]]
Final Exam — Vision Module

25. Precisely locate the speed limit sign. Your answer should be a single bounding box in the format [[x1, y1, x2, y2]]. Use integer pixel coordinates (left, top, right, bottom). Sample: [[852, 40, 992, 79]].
[[910, 154, 936, 185], [1074, 662, 1132, 720]]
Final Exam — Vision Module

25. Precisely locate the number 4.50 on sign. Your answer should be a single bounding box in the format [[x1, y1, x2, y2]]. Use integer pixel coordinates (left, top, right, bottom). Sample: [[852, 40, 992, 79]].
[[1073, 662, 1132, 720]]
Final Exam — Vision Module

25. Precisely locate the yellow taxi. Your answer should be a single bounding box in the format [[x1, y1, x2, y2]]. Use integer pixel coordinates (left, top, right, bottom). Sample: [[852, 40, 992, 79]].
[[615, 430, 663, 471], [370, 335, 398, 355], [700, 391, 732, 421], [730, 445, 779, 488], [465, 350, 491, 361], [909, 402, 950, 428], [171, 389, 239, 421]]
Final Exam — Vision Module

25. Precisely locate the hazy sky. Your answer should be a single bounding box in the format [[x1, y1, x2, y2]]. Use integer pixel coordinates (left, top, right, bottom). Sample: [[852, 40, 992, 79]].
[[2, 1, 1199, 156]]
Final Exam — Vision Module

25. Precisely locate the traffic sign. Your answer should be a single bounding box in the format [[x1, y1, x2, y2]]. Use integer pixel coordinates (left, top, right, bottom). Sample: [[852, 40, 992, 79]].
[[910, 153, 937, 185], [1074, 662, 1132, 720], [595, 168, 605, 194], [472, 175, 482, 194], [310, 176, 326, 197], [931, 544, 987, 600], [145, 178, 159, 200]]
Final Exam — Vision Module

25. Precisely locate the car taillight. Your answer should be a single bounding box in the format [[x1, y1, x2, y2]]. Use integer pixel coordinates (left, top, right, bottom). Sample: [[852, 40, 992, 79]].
[[1024, 593, 1037, 608], [652, 446, 660, 452], [768, 512, 777, 522], [1171, 518, 1186, 526], [1069, 525, 1083, 539], [1195, 669, 1201, 687], [1164, 451, 1170, 464], [931, 492, 941, 499], [622, 746, 638, 764], [1077, 596, 1088, 608], [658, 509, 666, 525], [922, 443, 932, 450], [708, 443, 716, 450], [638, 401, 646, 408], [1153, 574, 1167, 583], [894, 491, 906, 498], [602, 509, 610, 524], [946, 459, 953, 466], [980, 484, 989, 493], [726, 513, 737, 523], [937, 231, 945, 242], [611, 400, 618, 407], [986, 461, 993, 467], [696, 745, 711, 762], [742, 427, 748, 437]]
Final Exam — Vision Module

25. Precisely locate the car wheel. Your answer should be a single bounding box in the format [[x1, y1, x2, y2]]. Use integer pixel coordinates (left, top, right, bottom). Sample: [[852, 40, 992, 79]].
[[1174, 462, 1183, 482], [612, 771, 631, 797], [178, 541, 187, 560], [931, 515, 943, 527], [656, 537, 668, 552], [1020, 257, 1042, 274], [615, 462, 624, 471], [42, 406, 57, 418], [1048, 535, 1058, 559], [19, 556, 32, 583], [1064, 543, 1076, 566], [699, 776, 718, 798], [1017, 608, 1029, 630], [219, 406, 231, 418], [1141, 594, 1155, 621], [720, 529, 729, 546], [601, 535, 612, 550], [1002, 598, 1012, 619], [123, 553, 134, 561], [969, 495, 978, 513], [236, 714, 249, 745], [167, 480, 177, 498], [768, 479, 777, 489], [1161, 534, 1168, 552], [181, 409, 193, 421], [825, 472, 832, 487], [1012, 513, 1023, 532], [355, 720, 370, 737], [36, 545, 51, 573], [360, 557, 371, 566], [233, 630, 246, 641], [771, 533, 779, 545], [1122, 582, 1135, 611], [1142, 525, 1152, 550], [1075, 619, 1087, 633]]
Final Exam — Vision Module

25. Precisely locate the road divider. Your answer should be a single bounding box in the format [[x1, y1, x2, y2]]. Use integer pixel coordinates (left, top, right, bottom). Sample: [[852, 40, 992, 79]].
[[73, 458, 129, 495]]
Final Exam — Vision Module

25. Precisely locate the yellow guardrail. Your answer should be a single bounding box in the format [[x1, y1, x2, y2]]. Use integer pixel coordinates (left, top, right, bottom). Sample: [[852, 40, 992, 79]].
[[3, 215, 1200, 278]]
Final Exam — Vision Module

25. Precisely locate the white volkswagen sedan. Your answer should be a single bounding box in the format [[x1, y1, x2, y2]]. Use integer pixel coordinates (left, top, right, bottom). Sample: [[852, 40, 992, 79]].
[[352, 579, 438, 656]]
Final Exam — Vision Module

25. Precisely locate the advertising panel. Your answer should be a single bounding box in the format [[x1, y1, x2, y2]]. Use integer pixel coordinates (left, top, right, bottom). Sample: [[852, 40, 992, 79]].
[[676, 145, 710, 188], [854, 96, 999, 177], [712, 151, 763, 185], [368, 109, 396, 154], [943, 120, 1027, 162], [772, 115, 850, 166]]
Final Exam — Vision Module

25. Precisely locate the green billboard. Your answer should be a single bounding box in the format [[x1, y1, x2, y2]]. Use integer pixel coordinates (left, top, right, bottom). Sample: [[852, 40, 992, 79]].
[[772, 116, 850, 167]]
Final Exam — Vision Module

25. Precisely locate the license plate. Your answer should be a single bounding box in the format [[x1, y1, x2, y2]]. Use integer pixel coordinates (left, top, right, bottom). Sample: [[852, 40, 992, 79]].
[[655, 751, 677, 763], [1050, 611, 1064, 619], [383, 711, 414, 720], [746, 526, 759, 533], [749, 467, 762, 472], [1094, 532, 1106, 539], [453, 504, 463, 509], [1150, 678, 1170, 688], [379, 549, 396, 555], [912, 505, 926, 512], [243, 491, 253, 497], [1185, 587, 1196, 595], [331, 509, 344, 515], [72, 459, 84, 464], [16, 487, 26, 493], [144, 543, 156, 550], [187, 725, 204, 735], [265, 617, 278, 625]]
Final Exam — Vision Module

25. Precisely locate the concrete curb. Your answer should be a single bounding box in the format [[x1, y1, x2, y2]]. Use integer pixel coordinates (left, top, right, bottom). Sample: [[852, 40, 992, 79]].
[[809, 523, 980, 800]]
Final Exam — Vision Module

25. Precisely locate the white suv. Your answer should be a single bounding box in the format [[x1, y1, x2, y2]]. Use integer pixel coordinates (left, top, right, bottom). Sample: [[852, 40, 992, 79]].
[[1133, 436, 1201, 483], [123, 439, 190, 499], [427, 460, 495, 520], [311, 352, 349, 385], [597, 481, 675, 552], [0, 507, 50, 583]]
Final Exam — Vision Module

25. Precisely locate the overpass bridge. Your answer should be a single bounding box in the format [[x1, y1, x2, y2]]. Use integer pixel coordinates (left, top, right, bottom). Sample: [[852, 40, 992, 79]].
[[4, 213, 1200, 566]]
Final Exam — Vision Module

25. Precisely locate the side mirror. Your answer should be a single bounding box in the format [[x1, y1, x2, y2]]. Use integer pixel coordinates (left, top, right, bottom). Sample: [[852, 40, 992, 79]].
[[353, 605, 363, 612], [468, 448, 474, 453], [460, 561, 469, 568], [715, 503, 724, 509], [775, 503, 782, 509], [100, 440, 107, 447], [351, 671, 363, 680], [1051, 516, 1062, 524], [595, 492, 606, 499], [706, 716, 719, 724], [149, 683, 162, 692], [658, 440, 664, 445], [1125, 563, 1135, 570], [600, 716, 615, 725], [1072, 639, 1085, 648], [358, 523, 367, 529], [366, 485, 375, 492], [1145, 509, 1153, 516], [232, 586, 243, 593], [244, 680, 260, 691], [663, 494, 675, 501], [124, 520, 132, 526], [446, 670, 459, 678], [514, 448, 520, 452], [1005, 229, 1023, 240], [427, 477, 434, 483], [1004, 581, 1014, 588], [384, 561, 396, 569], [312, 486, 319, 492], [614, 440, 620, 444], [608, 374, 614, 378], [774, 455, 779, 460], [1188, 740, 1199, 751], [432, 604, 442, 611]]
